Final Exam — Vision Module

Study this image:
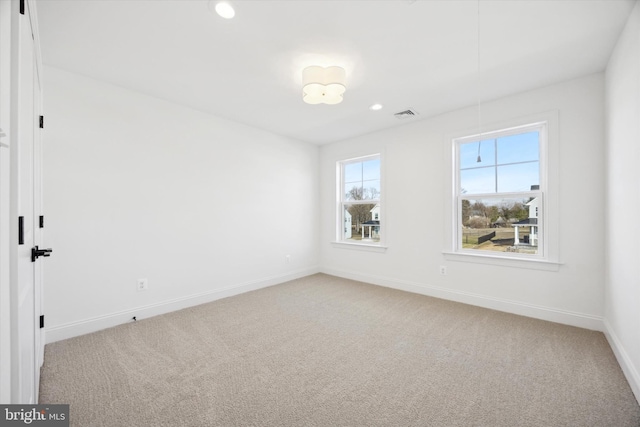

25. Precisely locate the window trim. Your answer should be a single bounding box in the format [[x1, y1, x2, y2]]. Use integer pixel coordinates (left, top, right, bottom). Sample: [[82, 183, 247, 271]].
[[444, 111, 560, 269], [335, 153, 385, 249]]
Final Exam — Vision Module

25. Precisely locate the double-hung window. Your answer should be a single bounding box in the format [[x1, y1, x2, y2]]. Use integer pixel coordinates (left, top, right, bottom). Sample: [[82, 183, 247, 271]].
[[338, 154, 381, 245], [454, 122, 546, 258]]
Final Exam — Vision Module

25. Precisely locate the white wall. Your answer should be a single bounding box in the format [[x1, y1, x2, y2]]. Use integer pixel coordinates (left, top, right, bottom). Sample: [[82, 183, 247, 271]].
[[605, 0, 640, 401], [43, 67, 320, 342], [321, 73, 606, 330]]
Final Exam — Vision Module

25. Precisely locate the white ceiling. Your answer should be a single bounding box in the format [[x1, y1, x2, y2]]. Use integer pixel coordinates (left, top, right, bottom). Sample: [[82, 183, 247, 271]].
[[36, 0, 635, 145]]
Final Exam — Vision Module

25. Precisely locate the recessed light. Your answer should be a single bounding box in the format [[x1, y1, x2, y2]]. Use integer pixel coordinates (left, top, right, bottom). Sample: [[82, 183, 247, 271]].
[[213, 1, 235, 19], [369, 103, 383, 111]]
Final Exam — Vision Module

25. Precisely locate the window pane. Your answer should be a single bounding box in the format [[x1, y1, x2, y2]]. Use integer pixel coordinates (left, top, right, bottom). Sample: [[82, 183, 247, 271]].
[[460, 139, 496, 169], [497, 131, 539, 164], [460, 130, 540, 195], [460, 197, 539, 255], [362, 179, 380, 199], [460, 167, 495, 194], [343, 205, 353, 239], [343, 203, 380, 242], [362, 158, 381, 181], [344, 158, 381, 201], [344, 184, 363, 201], [497, 162, 539, 192], [344, 162, 362, 184]]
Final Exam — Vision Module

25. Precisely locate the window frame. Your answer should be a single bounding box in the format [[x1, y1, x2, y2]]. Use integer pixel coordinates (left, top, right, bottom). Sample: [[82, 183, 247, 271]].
[[445, 113, 560, 270], [335, 153, 384, 249]]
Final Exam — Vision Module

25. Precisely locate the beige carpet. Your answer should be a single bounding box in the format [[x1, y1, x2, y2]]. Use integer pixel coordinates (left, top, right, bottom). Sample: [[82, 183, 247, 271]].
[[39, 274, 640, 426]]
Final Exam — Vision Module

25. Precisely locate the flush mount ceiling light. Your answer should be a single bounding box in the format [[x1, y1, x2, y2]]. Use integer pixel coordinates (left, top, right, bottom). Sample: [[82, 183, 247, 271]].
[[369, 103, 383, 111], [212, 1, 235, 19], [302, 66, 346, 105]]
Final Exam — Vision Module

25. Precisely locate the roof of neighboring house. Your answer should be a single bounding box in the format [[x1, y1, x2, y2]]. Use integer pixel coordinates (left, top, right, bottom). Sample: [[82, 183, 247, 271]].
[[362, 220, 380, 226], [513, 218, 538, 225]]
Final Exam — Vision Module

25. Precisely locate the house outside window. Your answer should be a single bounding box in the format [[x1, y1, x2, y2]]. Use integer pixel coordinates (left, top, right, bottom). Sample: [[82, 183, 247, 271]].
[[454, 122, 546, 258], [338, 154, 381, 244]]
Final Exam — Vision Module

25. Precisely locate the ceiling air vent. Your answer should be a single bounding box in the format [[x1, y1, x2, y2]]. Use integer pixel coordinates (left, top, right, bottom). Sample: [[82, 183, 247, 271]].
[[394, 109, 419, 119]]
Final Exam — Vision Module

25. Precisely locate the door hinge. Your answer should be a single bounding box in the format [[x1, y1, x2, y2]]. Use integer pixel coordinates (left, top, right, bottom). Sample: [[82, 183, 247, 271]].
[[39, 215, 44, 228], [20, 0, 25, 15], [18, 216, 24, 245], [39, 116, 44, 129], [39, 315, 44, 329]]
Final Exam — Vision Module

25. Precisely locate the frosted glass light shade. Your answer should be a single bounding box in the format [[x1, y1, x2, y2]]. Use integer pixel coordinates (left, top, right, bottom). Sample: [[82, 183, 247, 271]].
[[302, 66, 346, 105], [214, 2, 235, 19]]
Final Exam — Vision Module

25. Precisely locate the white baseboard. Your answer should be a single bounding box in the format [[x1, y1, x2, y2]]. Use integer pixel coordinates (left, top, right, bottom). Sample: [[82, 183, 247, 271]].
[[321, 268, 605, 331], [604, 319, 640, 404], [46, 266, 320, 343]]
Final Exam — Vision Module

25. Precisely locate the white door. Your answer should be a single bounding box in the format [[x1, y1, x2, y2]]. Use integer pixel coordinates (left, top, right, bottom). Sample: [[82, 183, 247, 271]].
[[13, 0, 44, 404], [15, 9, 36, 400]]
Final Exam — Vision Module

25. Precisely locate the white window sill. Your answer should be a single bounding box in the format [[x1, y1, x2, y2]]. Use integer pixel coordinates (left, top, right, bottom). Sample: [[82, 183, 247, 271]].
[[442, 251, 561, 271], [331, 241, 388, 253]]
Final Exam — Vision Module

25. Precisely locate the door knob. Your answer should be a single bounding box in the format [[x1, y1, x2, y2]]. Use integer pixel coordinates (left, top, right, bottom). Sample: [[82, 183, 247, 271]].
[[31, 246, 53, 262]]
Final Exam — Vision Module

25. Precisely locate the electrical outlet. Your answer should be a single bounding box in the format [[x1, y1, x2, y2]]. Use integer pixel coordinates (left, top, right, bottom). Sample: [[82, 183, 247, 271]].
[[137, 278, 148, 291], [285, 255, 291, 264], [439, 266, 447, 276]]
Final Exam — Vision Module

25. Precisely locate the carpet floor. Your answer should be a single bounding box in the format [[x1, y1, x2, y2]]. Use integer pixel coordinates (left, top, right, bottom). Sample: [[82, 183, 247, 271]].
[[39, 273, 640, 426]]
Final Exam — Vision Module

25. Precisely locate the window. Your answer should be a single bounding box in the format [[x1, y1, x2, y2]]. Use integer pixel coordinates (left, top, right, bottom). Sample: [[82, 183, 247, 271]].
[[338, 154, 381, 244], [454, 122, 546, 258]]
